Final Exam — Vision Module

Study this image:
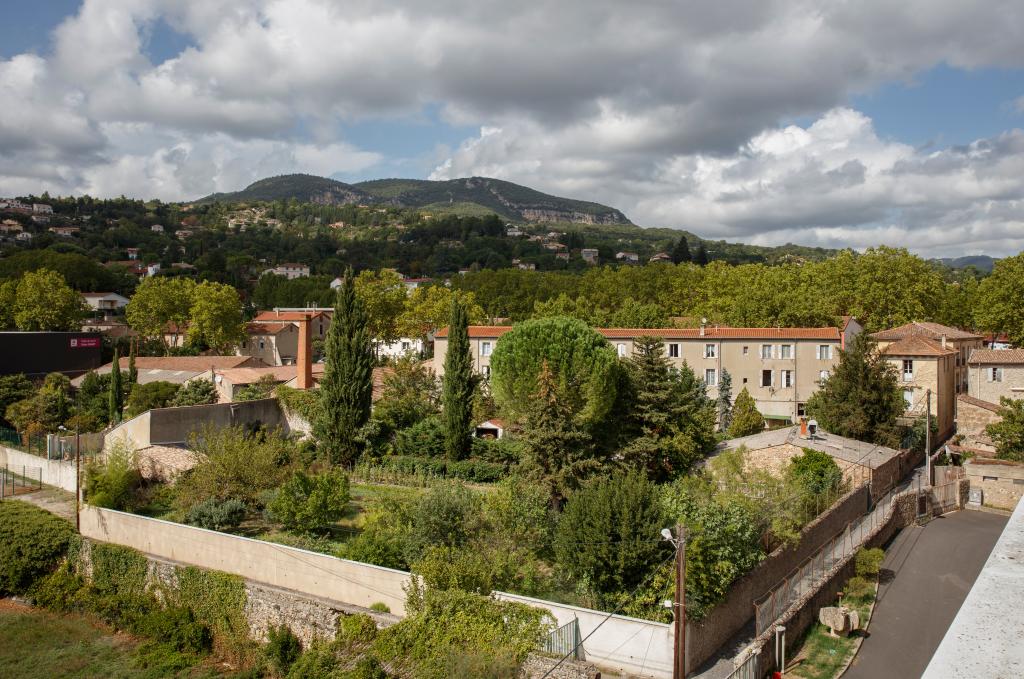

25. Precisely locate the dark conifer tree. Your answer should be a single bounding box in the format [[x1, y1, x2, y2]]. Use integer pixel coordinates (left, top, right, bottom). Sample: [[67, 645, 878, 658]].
[[671, 236, 691, 264], [694, 243, 709, 266], [442, 297, 475, 460], [108, 347, 123, 424]]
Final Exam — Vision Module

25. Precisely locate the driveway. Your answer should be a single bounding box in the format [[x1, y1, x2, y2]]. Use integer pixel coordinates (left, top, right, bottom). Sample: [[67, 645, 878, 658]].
[[843, 509, 1008, 679]]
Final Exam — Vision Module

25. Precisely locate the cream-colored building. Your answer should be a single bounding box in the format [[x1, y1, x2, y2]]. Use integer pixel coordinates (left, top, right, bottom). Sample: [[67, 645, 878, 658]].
[[875, 335, 957, 444], [872, 322, 983, 393], [237, 311, 329, 366], [433, 324, 857, 424], [967, 348, 1024, 404]]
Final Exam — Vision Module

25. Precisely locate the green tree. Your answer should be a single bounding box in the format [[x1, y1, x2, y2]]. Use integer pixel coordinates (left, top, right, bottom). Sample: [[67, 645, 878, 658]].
[[125, 277, 195, 351], [235, 374, 279, 401], [788, 448, 843, 496], [363, 357, 440, 453], [0, 280, 17, 329], [986, 397, 1024, 462], [0, 374, 34, 428], [13, 269, 87, 331], [694, 244, 709, 266], [315, 270, 373, 465], [269, 469, 351, 533], [974, 253, 1024, 346], [489, 316, 621, 427], [554, 471, 671, 599], [717, 368, 733, 432], [672, 237, 691, 264], [728, 387, 764, 438], [621, 337, 716, 480], [520, 362, 601, 509], [805, 332, 902, 446], [125, 381, 179, 417], [355, 268, 408, 349], [171, 378, 218, 407], [187, 281, 244, 352], [397, 285, 485, 341], [126, 342, 137, 397], [109, 348, 123, 424], [442, 298, 475, 460]]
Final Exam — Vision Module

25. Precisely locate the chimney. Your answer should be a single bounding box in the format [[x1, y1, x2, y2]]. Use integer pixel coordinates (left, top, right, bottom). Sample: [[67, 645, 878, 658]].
[[297, 315, 313, 390], [941, 334, 947, 349], [700, 317, 706, 337]]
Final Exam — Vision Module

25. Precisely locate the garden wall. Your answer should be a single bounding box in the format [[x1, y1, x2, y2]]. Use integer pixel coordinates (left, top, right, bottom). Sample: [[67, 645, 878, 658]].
[[0, 445, 77, 492], [78, 506, 412, 615], [494, 592, 673, 679], [685, 484, 871, 673], [104, 399, 289, 450]]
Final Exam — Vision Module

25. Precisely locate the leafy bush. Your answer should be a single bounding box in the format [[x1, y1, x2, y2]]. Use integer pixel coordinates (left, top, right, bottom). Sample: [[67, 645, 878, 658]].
[[413, 542, 548, 597], [340, 528, 409, 571], [392, 416, 446, 457], [125, 380, 180, 417], [266, 624, 303, 675], [140, 605, 212, 654], [185, 498, 248, 531], [285, 641, 340, 679], [341, 656, 389, 679], [844, 575, 874, 600], [406, 482, 482, 560], [855, 547, 885, 578], [369, 602, 391, 614], [483, 476, 553, 557], [470, 436, 524, 465], [236, 374, 280, 402], [337, 613, 378, 644], [31, 562, 86, 611], [0, 500, 76, 595], [171, 378, 218, 407], [269, 469, 351, 533], [371, 455, 506, 483], [788, 448, 843, 497], [84, 440, 142, 511]]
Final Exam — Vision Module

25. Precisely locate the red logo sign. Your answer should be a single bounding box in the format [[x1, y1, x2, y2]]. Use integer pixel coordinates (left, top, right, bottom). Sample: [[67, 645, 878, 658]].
[[70, 337, 100, 348]]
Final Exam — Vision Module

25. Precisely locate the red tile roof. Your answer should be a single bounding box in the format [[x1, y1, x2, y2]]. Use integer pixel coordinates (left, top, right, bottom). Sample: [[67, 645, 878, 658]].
[[871, 321, 982, 341], [101, 356, 264, 372], [957, 394, 1002, 413], [879, 336, 957, 357], [253, 310, 325, 323], [435, 325, 841, 340], [245, 322, 292, 336], [968, 348, 1024, 365]]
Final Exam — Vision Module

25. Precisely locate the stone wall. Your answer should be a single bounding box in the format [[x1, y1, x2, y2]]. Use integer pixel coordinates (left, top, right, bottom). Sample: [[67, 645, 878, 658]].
[[965, 459, 1024, 510], [518, 654, 602, 679], [685, 484, 870, 673], [957, 395, 1002, 440]]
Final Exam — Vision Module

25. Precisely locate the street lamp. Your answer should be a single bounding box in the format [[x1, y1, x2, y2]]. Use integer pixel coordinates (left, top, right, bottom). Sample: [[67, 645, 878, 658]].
[[662, 525, 687, 679], [58, 424, 81, 532]]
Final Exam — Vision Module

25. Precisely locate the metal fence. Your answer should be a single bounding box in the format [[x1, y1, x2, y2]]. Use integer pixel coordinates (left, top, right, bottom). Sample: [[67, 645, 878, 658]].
[[540, 619, 582, 660], [930, 481, 960, 514], [753, 489, 896, 637], [0, 426, 48, 457], [724, 650, 758, 679], [0, 464, 43, 498]]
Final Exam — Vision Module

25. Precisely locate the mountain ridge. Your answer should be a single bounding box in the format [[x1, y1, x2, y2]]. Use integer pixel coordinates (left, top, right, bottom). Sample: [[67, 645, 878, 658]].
[[196, 173, 632, 226]]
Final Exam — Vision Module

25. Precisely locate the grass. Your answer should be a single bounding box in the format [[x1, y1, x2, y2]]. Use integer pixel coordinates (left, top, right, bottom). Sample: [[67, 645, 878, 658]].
[[0, 602, 242, 679], [787, 586, 875, 679]]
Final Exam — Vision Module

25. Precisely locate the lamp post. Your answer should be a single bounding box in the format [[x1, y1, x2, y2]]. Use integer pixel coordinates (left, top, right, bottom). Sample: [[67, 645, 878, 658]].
[[662, 524, 687, 679]]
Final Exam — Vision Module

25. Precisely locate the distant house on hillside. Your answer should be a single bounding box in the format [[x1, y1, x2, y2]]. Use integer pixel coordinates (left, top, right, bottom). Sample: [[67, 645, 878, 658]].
[[649, 252, 672, 263], [615, 251, 639, 264], [581, 248, 599, 265], [263, 263, 310, 280], [150, 224, 164, 233], [49, 226, 79, 237], [81, 292, 129, 312]]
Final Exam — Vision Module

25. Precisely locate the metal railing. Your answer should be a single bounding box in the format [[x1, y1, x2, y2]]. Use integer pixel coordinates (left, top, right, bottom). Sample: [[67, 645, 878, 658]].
[[0, 464, 43, 498], [540, 619, 582, 660], [724, 650, 758, 679], [753, 489, 896, 637]]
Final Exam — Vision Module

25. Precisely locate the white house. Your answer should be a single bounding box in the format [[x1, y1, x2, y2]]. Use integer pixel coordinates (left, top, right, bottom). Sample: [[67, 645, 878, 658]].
[[264, 263, 310, 279], [81, 292, 130, 312], [150, 224, 164, 233]]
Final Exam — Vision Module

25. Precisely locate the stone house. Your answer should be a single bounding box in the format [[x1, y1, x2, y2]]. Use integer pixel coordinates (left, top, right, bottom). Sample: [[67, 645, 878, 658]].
[[872, 321, 983, 393], [433, 323, 859, 424], [966, 348, 1024, 403], [874, 335, 957, 445], [956, 394, 1002, 451], [238, 311, 329, 366]]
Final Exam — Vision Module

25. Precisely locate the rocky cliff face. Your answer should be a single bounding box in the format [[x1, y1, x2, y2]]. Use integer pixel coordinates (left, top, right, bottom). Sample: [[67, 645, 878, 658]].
[[517, 208, 627, 225]]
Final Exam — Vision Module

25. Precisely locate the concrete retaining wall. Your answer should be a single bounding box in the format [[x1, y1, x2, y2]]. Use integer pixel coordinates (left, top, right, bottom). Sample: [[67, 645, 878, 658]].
[[686, 484, 871, 673], [104, 399, 288, 450], [79, 506, 412, 615], [494, 592, 673, 679], [0, 445, 77, 492]]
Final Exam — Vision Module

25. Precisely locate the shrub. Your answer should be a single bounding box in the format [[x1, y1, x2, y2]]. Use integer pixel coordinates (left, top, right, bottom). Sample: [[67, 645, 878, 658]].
[[269, 469, 351, 533], [140, 605, 212, 654], [237, 375, 280, 402], [185, 498, 248, 531], [788, 448, 843, 497], [844, 575, 874, 600], [340, 529, 409, 571], [285, 641, 340, 679], [341, 656, 389, 679], [125, 380, 180, 417], [370, 455, 506, 483], [337, 613, 378, 644], [393, 416, 446, 457], [406, 482, 482, 559], [266, 624, 303, 674], [369, 602, 390, 614], [0, 500, 76, 595], [471, 436, 524, 465], [171, 378, 218, 407], [84, 440, 142, 510], [855, 547, 885, 578], [31, 562, 85, 611]]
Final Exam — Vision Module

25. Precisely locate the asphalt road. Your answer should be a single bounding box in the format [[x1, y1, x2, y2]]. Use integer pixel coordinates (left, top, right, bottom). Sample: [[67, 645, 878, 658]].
[[843, 509, 1008, 679]]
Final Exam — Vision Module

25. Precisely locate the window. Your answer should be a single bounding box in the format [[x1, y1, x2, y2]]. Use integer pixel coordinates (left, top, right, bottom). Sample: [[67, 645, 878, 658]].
[[902, 360, 914, 381], [761, 344, 773, 359], [819, 369, 830, 382], [982, 476, 999, 482], [761, 369, 773, 387], [617, 343, 626, 357], [781, 370, 793, 388], [817, 344, 832, 360], [705, 343, 717, 358], [481, 341, 492, 357], [903, 389, 913, 408], [241, 340, 247, 349], [258, 339, 265, 350], [743, 345, 749, 355], [797, 403, 806, 417], [991, 367, 1004, 382], [401, 341, 411, 352], [668, 343, 679, 358], [780, 345, 793, 359], [705, 368, 717, 386]]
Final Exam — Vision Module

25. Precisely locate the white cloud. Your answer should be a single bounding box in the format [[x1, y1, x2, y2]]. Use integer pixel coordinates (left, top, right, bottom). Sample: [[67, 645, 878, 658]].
[[1, 0, 1024, 254]]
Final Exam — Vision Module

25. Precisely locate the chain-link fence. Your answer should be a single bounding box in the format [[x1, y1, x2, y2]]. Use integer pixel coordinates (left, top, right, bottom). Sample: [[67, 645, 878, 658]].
[[0, 464, 43, 498], [0, 426, 48, 456], [753, 488, 896, 636]]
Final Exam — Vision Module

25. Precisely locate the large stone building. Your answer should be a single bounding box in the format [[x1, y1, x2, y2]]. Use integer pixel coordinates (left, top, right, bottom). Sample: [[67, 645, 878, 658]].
[[966, 348, 1024, 404], [433, 322, 861, 424], [872, 321, 983, 393]]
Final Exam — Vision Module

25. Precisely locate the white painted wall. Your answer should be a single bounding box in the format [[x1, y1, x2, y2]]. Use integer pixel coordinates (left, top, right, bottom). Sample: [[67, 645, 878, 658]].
[[0, 445, 77, 492]]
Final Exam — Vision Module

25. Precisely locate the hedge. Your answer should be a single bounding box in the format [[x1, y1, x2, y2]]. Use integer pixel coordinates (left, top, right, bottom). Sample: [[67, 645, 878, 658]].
[[0, 500, 76, 595], [375, 455, 506, 483]]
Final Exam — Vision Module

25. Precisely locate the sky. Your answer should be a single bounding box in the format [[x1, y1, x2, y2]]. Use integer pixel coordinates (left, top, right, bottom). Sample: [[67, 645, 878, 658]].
[[2, 1, 1024, 257]]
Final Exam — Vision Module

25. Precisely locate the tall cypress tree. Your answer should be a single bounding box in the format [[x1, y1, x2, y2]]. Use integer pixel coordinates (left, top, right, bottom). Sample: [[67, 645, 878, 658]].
[[315, 269, 374, 465], [108, 347, 123, 424], [728, 387, 764, 438], [126, 341, 137, 397], [442, 297, 475, 460], [717, 368, 733, 432], [671, 236, 691, 264], [694, 243, 709, 266]]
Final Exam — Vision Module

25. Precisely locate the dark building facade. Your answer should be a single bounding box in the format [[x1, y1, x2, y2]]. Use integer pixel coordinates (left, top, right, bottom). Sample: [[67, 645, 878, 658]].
[[0, 332, 102, 378]]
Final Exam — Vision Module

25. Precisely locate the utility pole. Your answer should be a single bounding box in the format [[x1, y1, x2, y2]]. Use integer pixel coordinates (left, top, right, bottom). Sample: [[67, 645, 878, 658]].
[[75, 426, 81, 532], [671, 524, 687, 679], [925, 388, 932, 486]]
